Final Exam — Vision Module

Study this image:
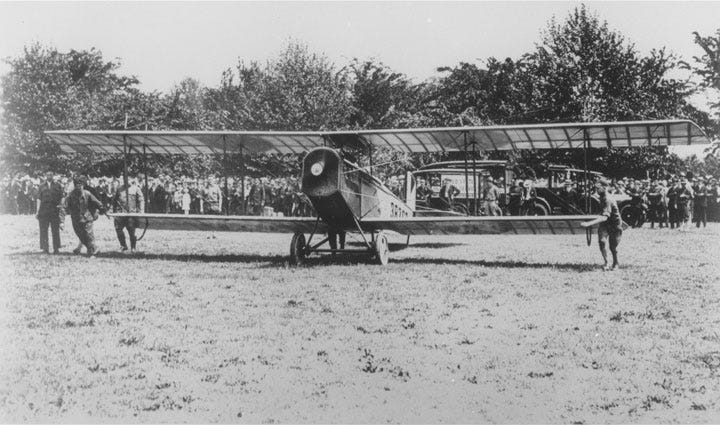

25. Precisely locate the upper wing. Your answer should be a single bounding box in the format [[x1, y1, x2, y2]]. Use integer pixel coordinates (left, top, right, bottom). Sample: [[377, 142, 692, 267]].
[[46, 119, 709, 155], [332, 119, 709, 152], [359, 215, 601, 236], [111, 213, 326, 233], [46, 131, 327, 155]]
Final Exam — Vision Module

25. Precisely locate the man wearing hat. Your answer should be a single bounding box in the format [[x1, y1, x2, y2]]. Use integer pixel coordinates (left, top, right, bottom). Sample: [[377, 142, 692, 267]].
[[65, 175, 104, 256], [35, 171, 64, 254], [439, 178, 460, 211], [647, 180, 668, 228], [507, 179, 524, 216], [678, 177, 693, 229], [693, 177, 709, 228], [707, 177, 719, 221], [581, 178, 622, 271], [112, 177, 145, 252], [559, 180, 579, 214], [481, 176, 502, 216], [667, 178, 681, 228]]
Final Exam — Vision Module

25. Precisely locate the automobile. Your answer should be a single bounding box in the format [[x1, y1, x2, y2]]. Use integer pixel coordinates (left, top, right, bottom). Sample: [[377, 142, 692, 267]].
[[412, 160, 514, 215], [412, 161, 633, 217]]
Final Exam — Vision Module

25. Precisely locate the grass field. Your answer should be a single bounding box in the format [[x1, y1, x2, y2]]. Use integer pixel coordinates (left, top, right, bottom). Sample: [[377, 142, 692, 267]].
[[1, 214, 719, 423]]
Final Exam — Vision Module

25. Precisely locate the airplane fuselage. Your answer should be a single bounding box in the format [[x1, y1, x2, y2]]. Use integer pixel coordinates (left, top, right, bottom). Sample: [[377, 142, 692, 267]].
[[301, 147, 413, 231]]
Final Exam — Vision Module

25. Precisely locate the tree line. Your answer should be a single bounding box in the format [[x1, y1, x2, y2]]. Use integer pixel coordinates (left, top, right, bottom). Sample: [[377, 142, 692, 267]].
[[1, 6, 719, 179]]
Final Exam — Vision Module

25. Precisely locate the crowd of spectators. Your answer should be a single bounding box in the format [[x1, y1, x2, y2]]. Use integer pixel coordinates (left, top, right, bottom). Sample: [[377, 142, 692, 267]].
[[604, 173, 720, 227], [3, 171, 719, 225], [1, 173, 315, 217]]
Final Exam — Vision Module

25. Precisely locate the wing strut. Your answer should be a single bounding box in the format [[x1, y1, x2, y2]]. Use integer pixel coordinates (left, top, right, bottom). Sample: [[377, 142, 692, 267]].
[[222, 134, 228, 215], [122, 135, 130, 212], [142, 144, 149, 212], [583, 127, 590, 212], [240, 144, 246, 215], [472, 136, 478, 215], [463, 132, 469, 211]]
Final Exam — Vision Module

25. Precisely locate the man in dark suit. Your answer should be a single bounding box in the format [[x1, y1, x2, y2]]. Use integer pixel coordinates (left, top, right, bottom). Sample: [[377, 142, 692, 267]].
[[66, 176, 104, 257], [36, 171, 65, 254], [439, 178, 460, 211]]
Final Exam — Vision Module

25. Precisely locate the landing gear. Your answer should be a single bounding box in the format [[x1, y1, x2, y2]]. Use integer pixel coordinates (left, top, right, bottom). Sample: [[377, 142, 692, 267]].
[[289, 232, 307, 265], [287, 230, 391, 266], [586, 228, 593, 246], [374, 232, 389, 265]]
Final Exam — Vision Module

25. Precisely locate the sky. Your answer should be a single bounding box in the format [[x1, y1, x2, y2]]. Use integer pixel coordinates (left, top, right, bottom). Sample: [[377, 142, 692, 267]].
[[0, 1, 718, 154]]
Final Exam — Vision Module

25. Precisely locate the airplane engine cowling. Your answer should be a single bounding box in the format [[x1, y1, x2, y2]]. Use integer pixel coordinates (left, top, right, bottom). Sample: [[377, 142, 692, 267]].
[[302, 148, 341, 198], [301, 148, 356, 228]]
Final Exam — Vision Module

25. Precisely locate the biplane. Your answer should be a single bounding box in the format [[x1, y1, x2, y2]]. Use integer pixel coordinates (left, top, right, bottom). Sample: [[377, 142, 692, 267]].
[[46, 119, 709, 265]]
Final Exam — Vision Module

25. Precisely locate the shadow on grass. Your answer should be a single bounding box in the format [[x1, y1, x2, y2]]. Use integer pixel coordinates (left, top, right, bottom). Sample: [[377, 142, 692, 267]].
[[8, 250, 288, 266], [99, 250, 290, 265], [348, 241, 466, 250], [8, 249, 604, 271], [390, 257, 602, 272]]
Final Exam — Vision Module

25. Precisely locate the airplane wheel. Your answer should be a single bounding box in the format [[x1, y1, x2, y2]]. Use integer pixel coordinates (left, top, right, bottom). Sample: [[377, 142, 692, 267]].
[[374, 232, 389, 266], [289, 232, 306, 266]]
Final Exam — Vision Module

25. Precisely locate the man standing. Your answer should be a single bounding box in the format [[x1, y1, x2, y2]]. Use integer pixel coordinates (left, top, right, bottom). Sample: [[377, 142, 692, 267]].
[[36, 171, 64, 254], [481, 176, 502, 216], [708, 177, 720, 221], [647, 180, 668, 228], [507, 179, 524, 216], [694, 177, 708, 228], [248, 178, 266, 215], [581, 179, 623, 271], [558, 181, 579, 214], [156, 176, 169, 213], [415, 178, 432, 204], [667, 179, 680, 229], [66, 176, 103, 256], [203, 176, 223, 214], [439, 178, 460, 211], [678, 177, 693, 229], [113, 178, 145, 252]]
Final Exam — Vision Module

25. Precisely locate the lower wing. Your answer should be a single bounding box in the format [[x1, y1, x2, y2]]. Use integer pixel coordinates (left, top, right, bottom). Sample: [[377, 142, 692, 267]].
[[109, 213, 326, 233], [358, 215, 602, 235], [110, 213, 600, 236]]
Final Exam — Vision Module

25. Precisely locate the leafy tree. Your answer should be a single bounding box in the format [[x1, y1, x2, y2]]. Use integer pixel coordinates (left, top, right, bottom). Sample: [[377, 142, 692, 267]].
[[429, 6, 712, 177], [214, 41, 354, 132], [348, 59, 426, 129], [685, 29, 720, 94], [165, 78, 214, 130], [0, 44, 138, 173], [682, 28, 720, 156], [204, 41, 355, 177]]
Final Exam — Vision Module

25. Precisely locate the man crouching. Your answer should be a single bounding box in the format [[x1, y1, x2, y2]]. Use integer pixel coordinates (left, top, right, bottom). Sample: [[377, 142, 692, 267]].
[[66, 176, 104, 257], [581, 178, 623, 271]]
